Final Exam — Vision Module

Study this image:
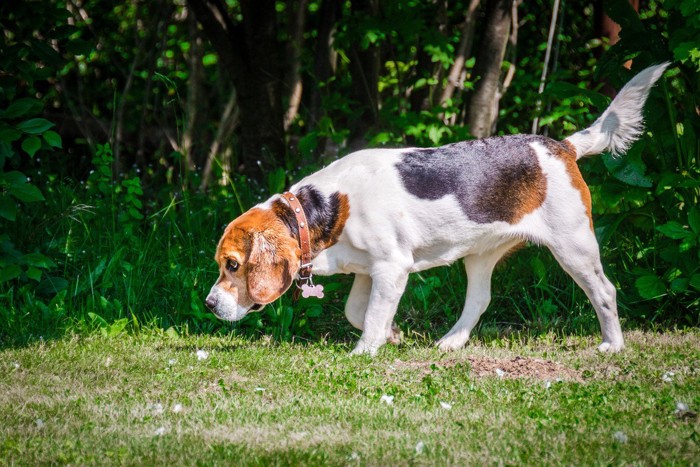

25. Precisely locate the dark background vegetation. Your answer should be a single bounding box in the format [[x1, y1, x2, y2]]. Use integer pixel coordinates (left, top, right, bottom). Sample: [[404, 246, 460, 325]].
[[0, 0, 698, 345]]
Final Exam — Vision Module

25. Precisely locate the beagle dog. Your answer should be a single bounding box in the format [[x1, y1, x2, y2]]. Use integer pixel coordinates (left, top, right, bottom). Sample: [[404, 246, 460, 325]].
[[206, 63, 669, 356]]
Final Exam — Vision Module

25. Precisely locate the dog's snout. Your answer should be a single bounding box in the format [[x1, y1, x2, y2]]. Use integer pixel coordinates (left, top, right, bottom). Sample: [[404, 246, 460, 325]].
[[205, 294, 218, 309]]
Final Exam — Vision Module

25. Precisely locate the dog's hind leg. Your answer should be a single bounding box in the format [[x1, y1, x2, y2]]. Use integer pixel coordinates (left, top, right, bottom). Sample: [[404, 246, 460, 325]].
[[546, 227, 624, 352], [437, 241, 520, 352]]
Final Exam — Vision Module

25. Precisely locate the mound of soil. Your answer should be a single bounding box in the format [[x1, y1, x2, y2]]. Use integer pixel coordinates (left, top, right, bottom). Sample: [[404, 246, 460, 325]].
[[394, 356, 581, 382], [465, 355, 581, 381]]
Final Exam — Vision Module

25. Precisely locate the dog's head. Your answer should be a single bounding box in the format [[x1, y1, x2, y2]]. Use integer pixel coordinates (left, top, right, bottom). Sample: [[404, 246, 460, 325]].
[[205, 208, 300, 321]]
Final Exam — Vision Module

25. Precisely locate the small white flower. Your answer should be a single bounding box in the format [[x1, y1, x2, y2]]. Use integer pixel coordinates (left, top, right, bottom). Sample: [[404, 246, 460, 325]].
[[675, 401, 689, 414], [104, 357, 112, 367], [196, 350, 209, 361], [154, 426, 167, 436], [172, 404, 183, 413], [661, 371, 674, 382], [150, 403, 164, 415], [613, 431, 628, 443], [168, 358, 177, 366], [495, 368, 505, 378], [13, 362, 20, 370], [544, 380, 552, 389], [380, 394, 394, 405], [35, 419, 44, 428], [439, 401, 452, 410], [415, 441, 425, 454], [347, 452, 360, 461], [254, 387, 265, 392]]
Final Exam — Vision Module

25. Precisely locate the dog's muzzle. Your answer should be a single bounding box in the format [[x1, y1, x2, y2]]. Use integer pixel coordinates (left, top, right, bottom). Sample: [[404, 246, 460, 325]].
[[204, 286, 258, 321]]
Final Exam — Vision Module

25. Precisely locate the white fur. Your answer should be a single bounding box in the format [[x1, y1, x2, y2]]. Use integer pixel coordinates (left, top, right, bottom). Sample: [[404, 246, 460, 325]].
[[565, 63, 669, 159], [206, 284, 249, 321]]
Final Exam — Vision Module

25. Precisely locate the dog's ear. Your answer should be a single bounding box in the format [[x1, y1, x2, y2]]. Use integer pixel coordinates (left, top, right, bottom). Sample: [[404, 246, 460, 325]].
[[247, 232, 298, 304]]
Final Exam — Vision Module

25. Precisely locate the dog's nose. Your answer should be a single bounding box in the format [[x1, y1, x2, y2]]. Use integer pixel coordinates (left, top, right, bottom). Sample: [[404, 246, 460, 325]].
[[205, 295, 218, 309]]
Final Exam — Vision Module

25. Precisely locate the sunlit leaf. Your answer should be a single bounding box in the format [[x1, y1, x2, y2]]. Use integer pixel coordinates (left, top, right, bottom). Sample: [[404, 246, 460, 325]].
[[16, 118, 54, 135], [21, 136, 41, 157], [1, 98, 43, 119], [43, 130, 62, 148], [635, 275, 666, 299], [657, 222, 693, 240], [0, 197, 17, 221], [9, 183, 45, 203], [0, 264, 22, 283]]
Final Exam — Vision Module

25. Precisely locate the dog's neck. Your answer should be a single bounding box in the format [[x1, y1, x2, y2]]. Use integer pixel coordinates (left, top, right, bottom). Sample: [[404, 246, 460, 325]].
[[272, 185, 349, 258]]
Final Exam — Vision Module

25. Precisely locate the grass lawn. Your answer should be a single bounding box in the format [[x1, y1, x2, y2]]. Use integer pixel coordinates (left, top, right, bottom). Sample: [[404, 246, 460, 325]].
[[1, 329, 699, 465]]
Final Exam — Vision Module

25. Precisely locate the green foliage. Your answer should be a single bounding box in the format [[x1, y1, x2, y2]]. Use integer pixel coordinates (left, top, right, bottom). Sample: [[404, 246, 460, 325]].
[[86, 143, 145, 234], [1, 0, 698, 344], [0, 1, 75, 295], [573, 0, 700, 322]]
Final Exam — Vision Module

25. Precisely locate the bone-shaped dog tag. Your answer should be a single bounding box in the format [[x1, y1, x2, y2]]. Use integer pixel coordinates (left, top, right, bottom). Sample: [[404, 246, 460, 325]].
[[301, 283, 324, 299]]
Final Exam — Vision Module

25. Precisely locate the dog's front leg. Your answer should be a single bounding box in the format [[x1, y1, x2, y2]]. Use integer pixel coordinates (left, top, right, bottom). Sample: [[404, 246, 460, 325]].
[[350, 267, 408, 356], [345, 274, 372, 330], [346, 274, 403, 345]]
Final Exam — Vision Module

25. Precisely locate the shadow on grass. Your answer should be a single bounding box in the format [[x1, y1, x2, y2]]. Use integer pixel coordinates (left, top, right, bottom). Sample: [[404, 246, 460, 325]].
[[1, 291, 693, 354]]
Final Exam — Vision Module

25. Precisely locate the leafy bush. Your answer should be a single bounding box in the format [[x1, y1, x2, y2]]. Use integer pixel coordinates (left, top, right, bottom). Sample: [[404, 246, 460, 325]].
[[0, 2, 74, 314], [1, 0, 698, 345]]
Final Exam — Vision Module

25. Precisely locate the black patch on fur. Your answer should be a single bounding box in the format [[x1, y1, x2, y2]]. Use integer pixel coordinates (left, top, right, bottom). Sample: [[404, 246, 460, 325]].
[[274, 185, 345, 248], [395, 134, 552, 223]]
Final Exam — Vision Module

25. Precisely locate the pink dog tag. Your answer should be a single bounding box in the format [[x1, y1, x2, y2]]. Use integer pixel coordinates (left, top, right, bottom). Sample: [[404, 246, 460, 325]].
[[301, 283, 325, 299]]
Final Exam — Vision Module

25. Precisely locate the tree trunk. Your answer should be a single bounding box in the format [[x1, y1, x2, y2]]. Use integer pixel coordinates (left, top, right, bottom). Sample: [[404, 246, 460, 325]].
[[465, 0, 513, 139], [309, 0, 340, 128], [595, 0, 640, 95], [409, 0, 449, 113], [283, 0, 309, 129], [440, 0, 481, 107], [182, 11, 208, 172], [187, 0, 284, 180], [199, 90, 240, 191], [347, 0, 380, 150]]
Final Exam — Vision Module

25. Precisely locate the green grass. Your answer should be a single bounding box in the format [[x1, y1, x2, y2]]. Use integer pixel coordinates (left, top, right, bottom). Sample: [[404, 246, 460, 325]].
[[2, 329, 699, 465], [2, 143, 698, 464]]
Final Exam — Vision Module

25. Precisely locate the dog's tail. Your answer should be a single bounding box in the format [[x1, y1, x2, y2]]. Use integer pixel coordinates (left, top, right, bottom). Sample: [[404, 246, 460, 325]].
[[564, 62, 670, 160]]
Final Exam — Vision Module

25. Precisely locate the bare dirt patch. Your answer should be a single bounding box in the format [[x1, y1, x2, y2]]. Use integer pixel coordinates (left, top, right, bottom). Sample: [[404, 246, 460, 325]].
[[466, 355, 582, 381], [393, 356, 582, 382]]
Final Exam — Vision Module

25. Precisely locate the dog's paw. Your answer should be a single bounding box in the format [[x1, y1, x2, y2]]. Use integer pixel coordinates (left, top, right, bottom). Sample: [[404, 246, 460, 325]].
[[350, 340, 380, 357], [598, 341, 624, 353], [436, 331, 469, 352], [386, 322, 402, 345]]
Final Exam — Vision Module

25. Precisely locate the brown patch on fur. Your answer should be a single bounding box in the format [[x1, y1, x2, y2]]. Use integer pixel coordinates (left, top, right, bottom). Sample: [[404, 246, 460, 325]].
[[548, 140, 593, 231], [318, 192, 350, 251], [502, 155, 547, 224]]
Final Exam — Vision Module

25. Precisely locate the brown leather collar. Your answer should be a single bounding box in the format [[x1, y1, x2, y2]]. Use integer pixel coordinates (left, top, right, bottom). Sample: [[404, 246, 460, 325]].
[[281, 191, 314, 287]]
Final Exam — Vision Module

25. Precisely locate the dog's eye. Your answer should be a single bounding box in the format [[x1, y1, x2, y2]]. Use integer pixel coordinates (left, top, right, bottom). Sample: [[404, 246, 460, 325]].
[[226, 259, 239, 272]]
